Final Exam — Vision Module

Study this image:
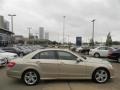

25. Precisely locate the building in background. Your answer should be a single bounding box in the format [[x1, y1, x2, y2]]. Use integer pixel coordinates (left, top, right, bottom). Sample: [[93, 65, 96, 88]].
[[39, 27, 44, 39], [45, 32, 49, 40], [76, 37, 82, 46], [4, 20, 9, 30], [0, 15, 13, 47], [14, 35, 24, 44]]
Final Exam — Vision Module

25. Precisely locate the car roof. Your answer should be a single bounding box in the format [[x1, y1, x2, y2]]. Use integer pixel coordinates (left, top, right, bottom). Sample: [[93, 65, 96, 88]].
[[37, 48, 70, 52]]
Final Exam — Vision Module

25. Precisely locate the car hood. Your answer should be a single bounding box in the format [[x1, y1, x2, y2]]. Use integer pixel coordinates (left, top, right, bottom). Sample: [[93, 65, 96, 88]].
[[86, 57, 110, 64], [0, 52, 17, 56]]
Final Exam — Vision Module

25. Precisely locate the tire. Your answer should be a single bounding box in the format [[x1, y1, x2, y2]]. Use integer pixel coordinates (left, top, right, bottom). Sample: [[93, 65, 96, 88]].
[[92, 68, 110, 83], [22, 70, 40, 86], [85, 51, 89, 55], [117, 57, 120, 63], [94, 53, 100, 58]]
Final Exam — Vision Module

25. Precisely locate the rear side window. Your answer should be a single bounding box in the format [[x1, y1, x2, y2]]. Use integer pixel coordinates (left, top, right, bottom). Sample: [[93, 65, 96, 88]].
[[32, 51, 56, 59]]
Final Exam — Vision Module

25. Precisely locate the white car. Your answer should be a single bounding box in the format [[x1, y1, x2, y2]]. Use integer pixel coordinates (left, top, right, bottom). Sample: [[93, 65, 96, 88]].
[[89, 46, 115, 58], [0, 49, 18, 62], [0, 57, 8, 66], [76, 47, 83, 52]]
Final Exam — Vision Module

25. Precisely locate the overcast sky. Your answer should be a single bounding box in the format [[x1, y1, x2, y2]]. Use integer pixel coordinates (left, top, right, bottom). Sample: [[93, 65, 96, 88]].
[[0, 0, 120, 43]]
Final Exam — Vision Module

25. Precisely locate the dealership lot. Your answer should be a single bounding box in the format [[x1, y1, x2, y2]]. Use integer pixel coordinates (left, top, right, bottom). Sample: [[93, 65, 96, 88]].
[[0, 59, 120, 90]]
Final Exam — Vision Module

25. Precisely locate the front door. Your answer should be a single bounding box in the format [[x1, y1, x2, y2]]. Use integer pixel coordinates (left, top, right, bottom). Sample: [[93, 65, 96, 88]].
[[57, 51, 86, 78]]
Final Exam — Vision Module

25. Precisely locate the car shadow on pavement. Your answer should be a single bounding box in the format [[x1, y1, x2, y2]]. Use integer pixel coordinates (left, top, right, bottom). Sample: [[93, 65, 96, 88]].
[[10, 78, 114, 86], [38, 79, 114, 85]]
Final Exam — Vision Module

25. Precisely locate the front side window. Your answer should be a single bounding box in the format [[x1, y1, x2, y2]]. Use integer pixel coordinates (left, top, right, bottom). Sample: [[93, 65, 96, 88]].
[[32, 51, 56, 59], [57, 51, 77, 60]]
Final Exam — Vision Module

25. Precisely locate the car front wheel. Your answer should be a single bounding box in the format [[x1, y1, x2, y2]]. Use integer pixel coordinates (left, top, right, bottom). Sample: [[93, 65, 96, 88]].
[[22, 70, 40, 85], [92, 68, 109, 83]]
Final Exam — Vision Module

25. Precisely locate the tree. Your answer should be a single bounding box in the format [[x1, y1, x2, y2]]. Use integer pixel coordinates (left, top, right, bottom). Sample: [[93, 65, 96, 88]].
[[112, 41, 120, 45], [106, 32, 112, 46]]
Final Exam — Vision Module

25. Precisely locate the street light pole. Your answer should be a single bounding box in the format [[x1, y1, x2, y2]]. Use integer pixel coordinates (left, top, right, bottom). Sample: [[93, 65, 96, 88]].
[[91, 19, 95, 47], [63, 16, 66, 44], [27, 27, 32, 40], [8, 14, 16, 33]]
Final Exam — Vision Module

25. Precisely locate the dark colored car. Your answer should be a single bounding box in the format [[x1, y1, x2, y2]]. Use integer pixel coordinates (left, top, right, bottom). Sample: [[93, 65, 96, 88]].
[[76, 46, 90, 55], [108, 49, 120, 63], [80, 47, 90, 55], [1, 47, 24, 57]]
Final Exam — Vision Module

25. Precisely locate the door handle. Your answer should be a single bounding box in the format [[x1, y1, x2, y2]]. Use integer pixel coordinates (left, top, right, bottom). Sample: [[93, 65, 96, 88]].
[[36, 61, 41, 64]]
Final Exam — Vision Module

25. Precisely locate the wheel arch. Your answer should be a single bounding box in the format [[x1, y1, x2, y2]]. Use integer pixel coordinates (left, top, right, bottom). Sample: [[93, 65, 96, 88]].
[[92, 67, 110, 79], [94, 52, 100, 55], [21, 68, 40, 79]]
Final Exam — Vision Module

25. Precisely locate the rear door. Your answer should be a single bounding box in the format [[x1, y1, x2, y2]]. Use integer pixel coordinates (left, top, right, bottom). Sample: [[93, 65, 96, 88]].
[[97, 47, 108, 57], [32, 50, 60, 78]]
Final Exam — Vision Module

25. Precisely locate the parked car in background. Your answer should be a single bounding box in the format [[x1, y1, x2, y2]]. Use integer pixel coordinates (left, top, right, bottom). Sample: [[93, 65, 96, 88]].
[[1, 47, 24, 57], [7, 49, 114, 85], [108, 49, 120, 63], [70, 46, 77, 51], [76, 46, 90, 55], [0, 49, 18, 62], [16, 46, 32, 55], [0, 56, 8, 66], [89, 46, 115, 58]]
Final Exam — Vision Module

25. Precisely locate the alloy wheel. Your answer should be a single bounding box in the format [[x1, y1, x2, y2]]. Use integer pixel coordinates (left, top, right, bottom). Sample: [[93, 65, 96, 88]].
[[94, 53, 100, 58], [94, 69, 109, 83], [23, 70, 39, 85]]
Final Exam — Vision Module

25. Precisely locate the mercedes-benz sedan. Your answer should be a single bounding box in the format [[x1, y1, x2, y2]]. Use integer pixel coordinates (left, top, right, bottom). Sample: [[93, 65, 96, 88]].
[[7, 49, 114, 85]]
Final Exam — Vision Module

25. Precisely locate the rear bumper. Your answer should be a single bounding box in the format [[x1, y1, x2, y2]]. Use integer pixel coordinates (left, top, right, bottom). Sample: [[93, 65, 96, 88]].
[[0, 62, 7, 66], [7, 69, 21, 79]]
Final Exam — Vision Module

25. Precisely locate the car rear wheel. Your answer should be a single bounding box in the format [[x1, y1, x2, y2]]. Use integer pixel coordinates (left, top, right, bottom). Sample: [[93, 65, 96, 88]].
[[94, 53, 100, 58], [22, 70, 40, 85], [92, 68, 109, 83]]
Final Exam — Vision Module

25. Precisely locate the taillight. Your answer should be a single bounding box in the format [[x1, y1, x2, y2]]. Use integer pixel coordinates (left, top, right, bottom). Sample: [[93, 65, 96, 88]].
[[7, 62, 16, 68], [108, 50, 112, 55]]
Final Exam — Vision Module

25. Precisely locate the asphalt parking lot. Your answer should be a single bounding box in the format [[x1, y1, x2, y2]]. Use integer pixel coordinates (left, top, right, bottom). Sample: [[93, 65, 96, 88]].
[[0, 60, 120, 90]]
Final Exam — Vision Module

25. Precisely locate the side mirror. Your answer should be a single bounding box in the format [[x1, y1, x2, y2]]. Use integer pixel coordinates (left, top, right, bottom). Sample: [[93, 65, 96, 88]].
[[76, 58, 83, 63]]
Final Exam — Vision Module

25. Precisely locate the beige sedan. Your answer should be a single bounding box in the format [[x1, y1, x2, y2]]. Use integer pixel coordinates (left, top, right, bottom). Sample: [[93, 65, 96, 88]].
[[7, 49, 114, 85]]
